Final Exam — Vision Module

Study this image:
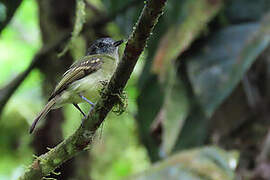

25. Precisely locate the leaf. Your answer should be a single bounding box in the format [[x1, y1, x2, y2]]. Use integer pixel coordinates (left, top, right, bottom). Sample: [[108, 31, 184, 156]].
[[160, 66, 190, 156], [225, 0, 270, 23], [0, 3, 6, 23], [152, 0, 222, 79], [149, 0, 222, 155], [58, 0, 85, 57], [137, 0, 222, 161], [127, 146, 238, 180], [173, 106, 208, 151], [137, 75, 165, 162], [187, 15, 270, 117]]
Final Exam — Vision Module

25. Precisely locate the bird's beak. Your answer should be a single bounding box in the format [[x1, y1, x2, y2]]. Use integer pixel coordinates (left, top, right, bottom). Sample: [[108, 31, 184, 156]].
[[113, 40, 124, 47]]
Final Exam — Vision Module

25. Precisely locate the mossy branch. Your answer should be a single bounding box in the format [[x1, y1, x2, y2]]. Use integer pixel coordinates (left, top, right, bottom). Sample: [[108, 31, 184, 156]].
[[19, 0, 167, 179]]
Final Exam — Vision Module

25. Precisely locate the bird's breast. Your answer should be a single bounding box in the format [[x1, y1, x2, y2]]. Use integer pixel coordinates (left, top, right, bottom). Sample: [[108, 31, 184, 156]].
[[70, 70, 107, 101]]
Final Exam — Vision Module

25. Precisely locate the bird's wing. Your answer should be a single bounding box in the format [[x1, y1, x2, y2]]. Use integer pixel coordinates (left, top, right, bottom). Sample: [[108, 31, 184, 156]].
[[48, 55, 104, 100]]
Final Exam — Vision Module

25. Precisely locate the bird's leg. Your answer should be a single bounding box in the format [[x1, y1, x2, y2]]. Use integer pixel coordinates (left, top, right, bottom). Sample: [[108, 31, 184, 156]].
[[79, 95, 95, 106], [73, 103, 86, 117], [79, 95, 95, 114], [79, 95, 96, 125]]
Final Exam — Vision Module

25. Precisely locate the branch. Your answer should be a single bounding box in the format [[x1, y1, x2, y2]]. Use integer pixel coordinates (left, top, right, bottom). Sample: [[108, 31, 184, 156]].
[[0, 0, 143, 115], [19, 0, 167, 179]]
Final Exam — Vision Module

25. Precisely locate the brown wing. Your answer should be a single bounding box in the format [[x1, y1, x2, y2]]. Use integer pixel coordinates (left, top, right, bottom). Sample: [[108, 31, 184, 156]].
[[48, 55, 103, 100]]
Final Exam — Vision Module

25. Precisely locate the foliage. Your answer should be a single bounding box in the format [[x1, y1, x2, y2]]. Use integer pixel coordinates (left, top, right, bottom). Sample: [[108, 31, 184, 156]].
[[129, 147, 238, 180]]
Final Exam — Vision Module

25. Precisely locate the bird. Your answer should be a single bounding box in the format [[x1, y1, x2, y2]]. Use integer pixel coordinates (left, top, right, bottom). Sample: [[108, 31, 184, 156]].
[[29, 37, 123, 134]]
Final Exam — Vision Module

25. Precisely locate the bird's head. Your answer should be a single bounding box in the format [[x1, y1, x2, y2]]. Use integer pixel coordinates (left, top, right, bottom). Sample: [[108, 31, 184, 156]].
[[86, 37, 123, 59]]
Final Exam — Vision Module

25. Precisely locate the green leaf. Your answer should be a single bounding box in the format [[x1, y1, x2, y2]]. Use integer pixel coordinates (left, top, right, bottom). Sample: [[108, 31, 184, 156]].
[[187, 16, 270, 117], [173, 106, 208, 151], [152, 0, 222, 78], [137, 0, 222, 161], [0, 3, 6, 23], [160, 66, 190, 156], [225, 0, 270, 23], [137, 75, 165, 162], [127, 146, 238, 180]]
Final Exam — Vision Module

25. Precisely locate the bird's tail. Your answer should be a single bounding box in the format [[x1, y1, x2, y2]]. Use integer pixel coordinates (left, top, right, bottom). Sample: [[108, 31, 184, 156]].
[[29, 97, 58, 134]]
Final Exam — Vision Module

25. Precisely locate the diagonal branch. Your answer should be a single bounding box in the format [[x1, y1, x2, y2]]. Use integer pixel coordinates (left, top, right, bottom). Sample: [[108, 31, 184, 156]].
[[19, 0, 167, 179], [0, 0, 143, 115]]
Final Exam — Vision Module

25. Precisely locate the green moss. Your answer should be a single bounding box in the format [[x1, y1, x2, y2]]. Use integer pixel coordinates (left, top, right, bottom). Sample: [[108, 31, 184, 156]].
[[52, 158, 61, 165], [66, 143, 74, 155], [112, 91, 128, 115]]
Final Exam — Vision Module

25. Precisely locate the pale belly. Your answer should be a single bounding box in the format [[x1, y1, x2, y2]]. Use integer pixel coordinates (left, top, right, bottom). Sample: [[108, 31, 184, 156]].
[[53, 70, 109, 108]]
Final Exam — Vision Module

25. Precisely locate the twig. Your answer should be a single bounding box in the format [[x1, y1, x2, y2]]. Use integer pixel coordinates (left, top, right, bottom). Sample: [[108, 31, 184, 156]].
[[19, 0, 167, 179], [0, 0, 143, 115]]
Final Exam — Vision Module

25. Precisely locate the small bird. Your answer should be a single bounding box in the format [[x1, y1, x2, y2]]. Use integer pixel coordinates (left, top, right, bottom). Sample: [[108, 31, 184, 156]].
[[29, 37, 123, 133]]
